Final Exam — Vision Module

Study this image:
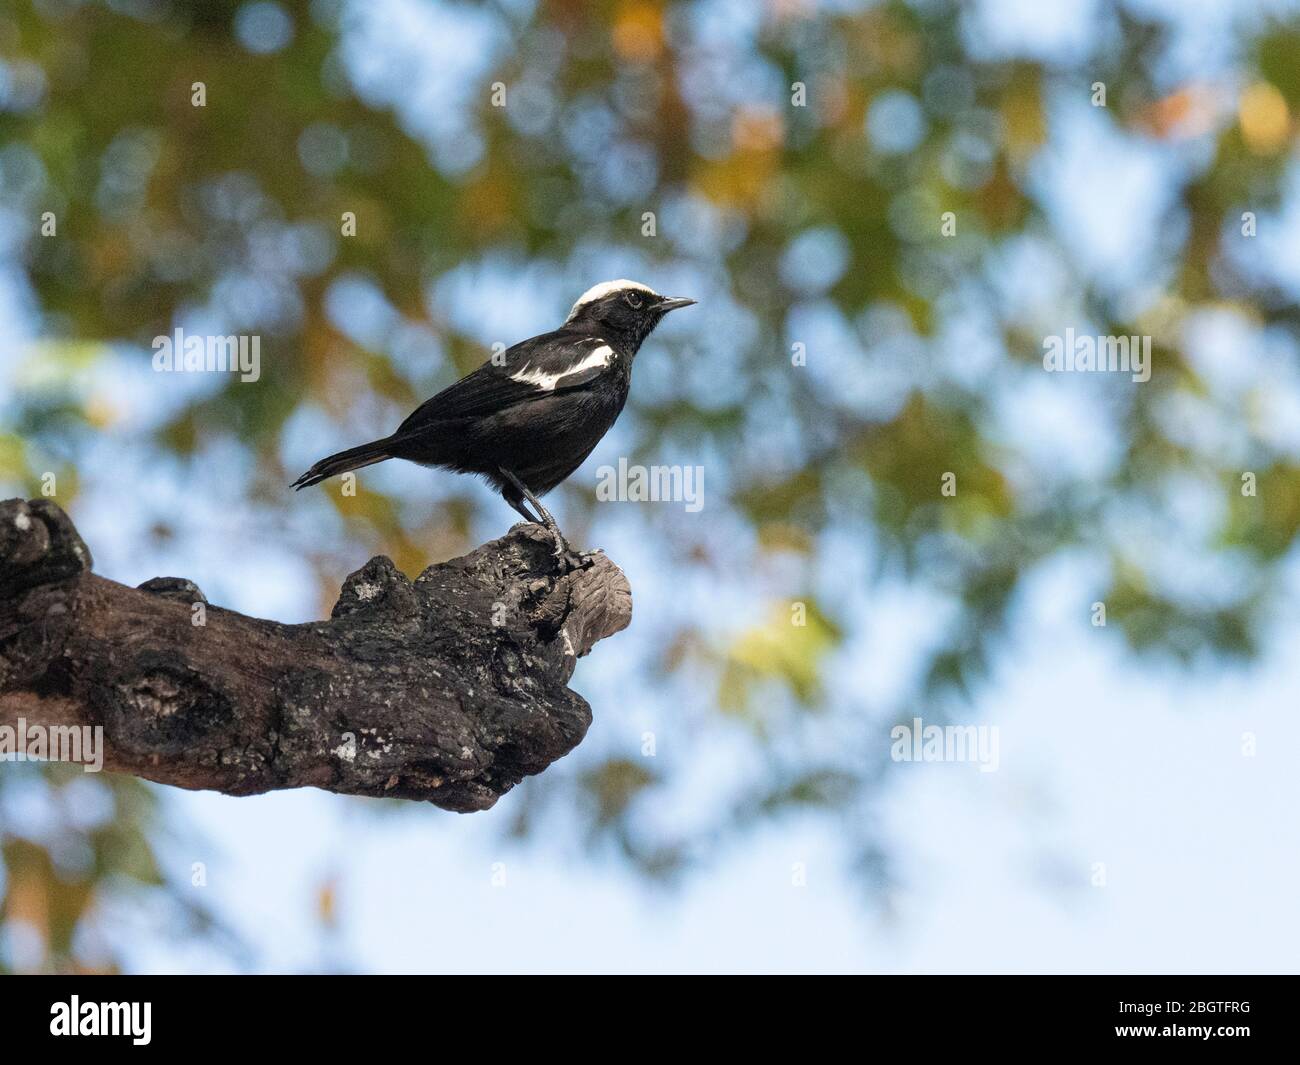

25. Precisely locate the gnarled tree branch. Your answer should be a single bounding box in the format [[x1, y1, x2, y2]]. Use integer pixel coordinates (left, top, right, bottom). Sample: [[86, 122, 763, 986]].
[[0, 498, 630, 812]]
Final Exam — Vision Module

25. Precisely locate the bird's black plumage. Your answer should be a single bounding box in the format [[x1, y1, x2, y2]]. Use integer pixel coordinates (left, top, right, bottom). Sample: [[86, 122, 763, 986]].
[[292, 280, 695, 566]]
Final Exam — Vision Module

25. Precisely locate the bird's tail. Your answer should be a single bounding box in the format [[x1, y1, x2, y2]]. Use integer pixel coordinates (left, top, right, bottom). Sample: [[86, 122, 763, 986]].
[[291, 437, 394, 490]]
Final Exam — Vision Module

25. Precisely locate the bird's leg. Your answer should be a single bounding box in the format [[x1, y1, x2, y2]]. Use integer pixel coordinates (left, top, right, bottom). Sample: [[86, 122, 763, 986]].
[[504, 491, 542, 526], [498, 467, 594, 572]]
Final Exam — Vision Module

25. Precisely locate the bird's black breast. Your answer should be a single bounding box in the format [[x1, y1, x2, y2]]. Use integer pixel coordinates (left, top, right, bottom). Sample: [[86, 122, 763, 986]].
[[386, 326, 633, 496]]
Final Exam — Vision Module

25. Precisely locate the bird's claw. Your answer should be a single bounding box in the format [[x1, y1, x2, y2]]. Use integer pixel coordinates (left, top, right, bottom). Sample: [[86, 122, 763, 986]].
[[543, 524, 596, 573], [559, 549, 597, 573]]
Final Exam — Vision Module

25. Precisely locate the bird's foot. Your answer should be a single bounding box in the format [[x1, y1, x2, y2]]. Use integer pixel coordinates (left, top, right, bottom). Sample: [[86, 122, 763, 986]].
[[542, 524, 597, 573], [559, 549, 599, 573]]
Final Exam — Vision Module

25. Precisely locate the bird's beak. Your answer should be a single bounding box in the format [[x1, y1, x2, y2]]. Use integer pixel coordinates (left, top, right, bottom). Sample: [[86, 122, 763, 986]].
[[657, 296, 697, 312]]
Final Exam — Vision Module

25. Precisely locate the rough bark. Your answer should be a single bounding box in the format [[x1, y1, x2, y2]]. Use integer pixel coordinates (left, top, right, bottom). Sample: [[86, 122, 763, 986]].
[[0, 498, 631, 812]]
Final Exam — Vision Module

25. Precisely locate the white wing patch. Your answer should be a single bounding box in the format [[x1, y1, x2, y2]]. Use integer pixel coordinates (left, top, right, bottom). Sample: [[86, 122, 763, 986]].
[[511, 344, 614, 391], [566, 279, 657, 322]]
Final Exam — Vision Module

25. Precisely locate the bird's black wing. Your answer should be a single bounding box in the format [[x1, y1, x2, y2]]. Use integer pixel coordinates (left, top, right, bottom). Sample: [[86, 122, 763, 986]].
[[394, 329, 608, 434]]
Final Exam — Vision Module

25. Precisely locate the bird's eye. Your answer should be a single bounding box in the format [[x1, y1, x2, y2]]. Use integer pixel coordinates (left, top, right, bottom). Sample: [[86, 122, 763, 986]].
[[624, 292, 643, 309]]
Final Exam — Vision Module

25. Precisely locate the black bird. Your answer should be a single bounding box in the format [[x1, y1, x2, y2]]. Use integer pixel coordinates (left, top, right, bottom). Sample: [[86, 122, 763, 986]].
[[292, 280, 696, 568]]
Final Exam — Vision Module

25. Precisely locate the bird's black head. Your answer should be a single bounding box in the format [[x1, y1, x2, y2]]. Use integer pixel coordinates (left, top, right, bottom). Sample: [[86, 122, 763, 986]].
[[564, 280, 696, 350]]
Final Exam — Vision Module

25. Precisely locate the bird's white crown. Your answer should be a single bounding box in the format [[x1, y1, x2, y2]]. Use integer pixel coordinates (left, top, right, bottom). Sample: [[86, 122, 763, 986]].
[[566, 279, 658, 322]]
